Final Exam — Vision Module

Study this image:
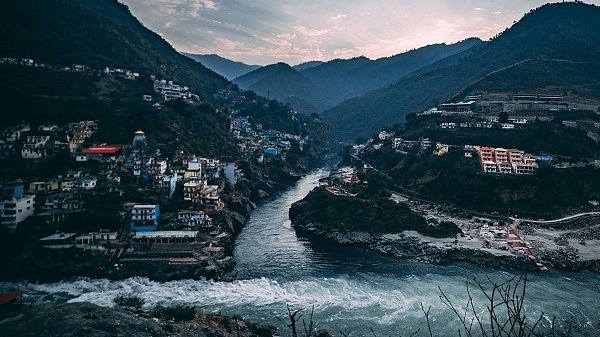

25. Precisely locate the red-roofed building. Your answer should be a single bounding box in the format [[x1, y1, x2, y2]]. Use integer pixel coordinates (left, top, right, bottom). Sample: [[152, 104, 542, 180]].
[[82, 145, 122, 155], [78, 145, 123, 163]]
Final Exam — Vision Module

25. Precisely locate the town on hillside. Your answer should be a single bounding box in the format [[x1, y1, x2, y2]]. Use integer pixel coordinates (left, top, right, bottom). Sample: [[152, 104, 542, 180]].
[[0, 56, 314, 281]]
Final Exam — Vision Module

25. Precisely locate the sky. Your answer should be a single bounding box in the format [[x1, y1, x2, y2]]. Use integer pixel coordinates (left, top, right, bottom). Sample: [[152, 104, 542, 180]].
[[119, 0, 600, 66]]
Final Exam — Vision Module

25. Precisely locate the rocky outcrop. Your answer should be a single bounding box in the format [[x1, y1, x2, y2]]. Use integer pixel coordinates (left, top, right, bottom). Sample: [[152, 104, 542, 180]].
[[0, 302, 276, 337], [293, 221, 538, 270]]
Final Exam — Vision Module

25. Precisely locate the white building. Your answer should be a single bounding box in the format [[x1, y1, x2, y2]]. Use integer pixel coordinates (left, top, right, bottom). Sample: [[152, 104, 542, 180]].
[[21, 135, 50, 159], [162, 174, 178, 199], [1, 194, 35, 229], [225, 163, 239, 186]]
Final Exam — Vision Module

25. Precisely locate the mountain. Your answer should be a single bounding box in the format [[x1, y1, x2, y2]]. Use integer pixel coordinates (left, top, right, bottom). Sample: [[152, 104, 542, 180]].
[[323, 2, 600, 140], [234, 63, 329, 114], [293, 61, 325, 71], [231, 39, 480, 115], [182, 53, 260, 80], [301, 38, 481, 104], [0, 0, 228, 99], [0, 0, 238, 157]]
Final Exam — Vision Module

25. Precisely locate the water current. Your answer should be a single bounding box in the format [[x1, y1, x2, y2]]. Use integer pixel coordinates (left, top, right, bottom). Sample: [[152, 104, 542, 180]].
[[2, 159, 600, 335]]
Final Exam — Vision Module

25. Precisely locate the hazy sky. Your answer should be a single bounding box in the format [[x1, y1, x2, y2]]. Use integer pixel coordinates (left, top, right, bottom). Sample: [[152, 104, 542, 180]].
[[119, 0, 600, 65]]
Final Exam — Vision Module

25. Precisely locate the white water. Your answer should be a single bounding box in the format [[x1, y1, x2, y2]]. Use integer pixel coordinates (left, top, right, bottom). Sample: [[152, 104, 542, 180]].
[[3, 162, 600, 335]]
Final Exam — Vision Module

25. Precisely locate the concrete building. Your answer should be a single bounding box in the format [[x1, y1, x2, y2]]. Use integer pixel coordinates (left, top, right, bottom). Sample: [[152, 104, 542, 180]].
[[21, 135, 50, 159], [477, 146, 538, 175], [130, 204, 160, 232], [224, 163, 239, 186], [162, 174, 178, 199], [0, 185, 35, 229]]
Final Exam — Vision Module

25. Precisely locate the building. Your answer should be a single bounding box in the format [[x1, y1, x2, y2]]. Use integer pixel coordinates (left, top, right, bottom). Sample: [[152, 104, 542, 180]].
[[132, 130, 147, 148], [39, 232, 77, 248], [80, 145, 123, 162], [476, 146, 538, 175], [263, 147, 278, 156], [440, 101, 476, 113], [67, 121, 98, 152], [183, 180, 223, 212], [21, 135, 50, 159], [0, 185, 35, 229], [75, 231, 118, 249], [130, 204, 160, 232], [162, 174, 178, 199], [147, 158, 167, 176], [153, 80, 186, 100], [224, 163, 240, 186], [130, 230, 199, 244]]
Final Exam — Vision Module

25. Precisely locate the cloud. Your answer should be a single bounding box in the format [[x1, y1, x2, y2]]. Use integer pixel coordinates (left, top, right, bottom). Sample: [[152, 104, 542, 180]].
[[330, 14, 347, 20], [122, 0, 600, 65]]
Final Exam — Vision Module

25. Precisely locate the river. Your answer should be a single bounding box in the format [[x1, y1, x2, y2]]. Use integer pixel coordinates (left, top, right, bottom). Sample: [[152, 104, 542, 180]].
[[3, 163, 600, 335]]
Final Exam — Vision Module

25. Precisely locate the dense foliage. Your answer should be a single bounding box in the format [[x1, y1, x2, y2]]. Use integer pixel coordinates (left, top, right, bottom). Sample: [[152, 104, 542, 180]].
[[291, 187, 461, 238]]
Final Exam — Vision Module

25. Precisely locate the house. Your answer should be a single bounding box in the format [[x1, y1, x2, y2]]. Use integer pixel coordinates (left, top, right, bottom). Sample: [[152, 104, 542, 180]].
[[29, 181, 60, 193], [142, 95, 152, 101], [184, 158, 202, 179], [433, 143, 449, 156], [440, 122, 456, 129], [75, 231, 118, 250], [378, 130, 393, 140], [263, 147, 278, 156], [130, 204, 160, 232], [39, 232, 77, 248]]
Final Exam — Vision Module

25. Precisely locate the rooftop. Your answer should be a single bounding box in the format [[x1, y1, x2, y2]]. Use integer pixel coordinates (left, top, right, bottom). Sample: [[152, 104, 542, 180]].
[[133, 231, 199, 239], [82, 145, 122, 155]]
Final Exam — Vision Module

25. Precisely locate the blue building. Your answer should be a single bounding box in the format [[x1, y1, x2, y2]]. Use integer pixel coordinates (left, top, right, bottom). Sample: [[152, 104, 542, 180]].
[[534, 155, 555, 163], [263, 147, 278, 156], [130, 204, 160, 232]]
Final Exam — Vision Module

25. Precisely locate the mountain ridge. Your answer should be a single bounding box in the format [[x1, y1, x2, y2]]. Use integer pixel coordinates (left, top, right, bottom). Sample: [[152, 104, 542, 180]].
[[323, 1, 600, 140]]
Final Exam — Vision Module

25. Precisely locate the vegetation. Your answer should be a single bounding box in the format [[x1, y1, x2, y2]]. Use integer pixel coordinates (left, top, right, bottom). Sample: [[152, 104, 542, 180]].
[[290, 186, 461, 238], [152, 304, 197, 322], [113, 295, 145, 309]]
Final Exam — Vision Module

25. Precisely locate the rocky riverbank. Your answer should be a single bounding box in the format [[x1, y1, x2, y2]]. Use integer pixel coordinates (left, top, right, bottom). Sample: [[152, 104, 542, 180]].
[[290, 186, 600, 272]]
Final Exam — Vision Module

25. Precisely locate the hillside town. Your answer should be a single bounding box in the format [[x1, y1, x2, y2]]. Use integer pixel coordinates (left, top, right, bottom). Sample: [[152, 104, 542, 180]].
[[0, 56, 310, 280]]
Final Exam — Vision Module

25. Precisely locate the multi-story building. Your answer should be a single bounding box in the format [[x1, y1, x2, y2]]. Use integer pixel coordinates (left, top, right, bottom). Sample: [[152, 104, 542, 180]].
[[0, 185, 35, 229], [477, 146, 538, 175], [147, 158, 167, 176], [183, 180, 222, 213], [153, 80, 186, 100], [162, 174, 178, 199], [21, 135, 50, 159], [130, 204, 160, 232]]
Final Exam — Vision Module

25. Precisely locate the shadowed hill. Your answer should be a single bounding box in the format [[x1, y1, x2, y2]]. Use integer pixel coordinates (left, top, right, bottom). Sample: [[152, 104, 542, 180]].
[[182, 53, 260, 80], [0, 0, 228, 99], [234, 63, 330, 113]]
